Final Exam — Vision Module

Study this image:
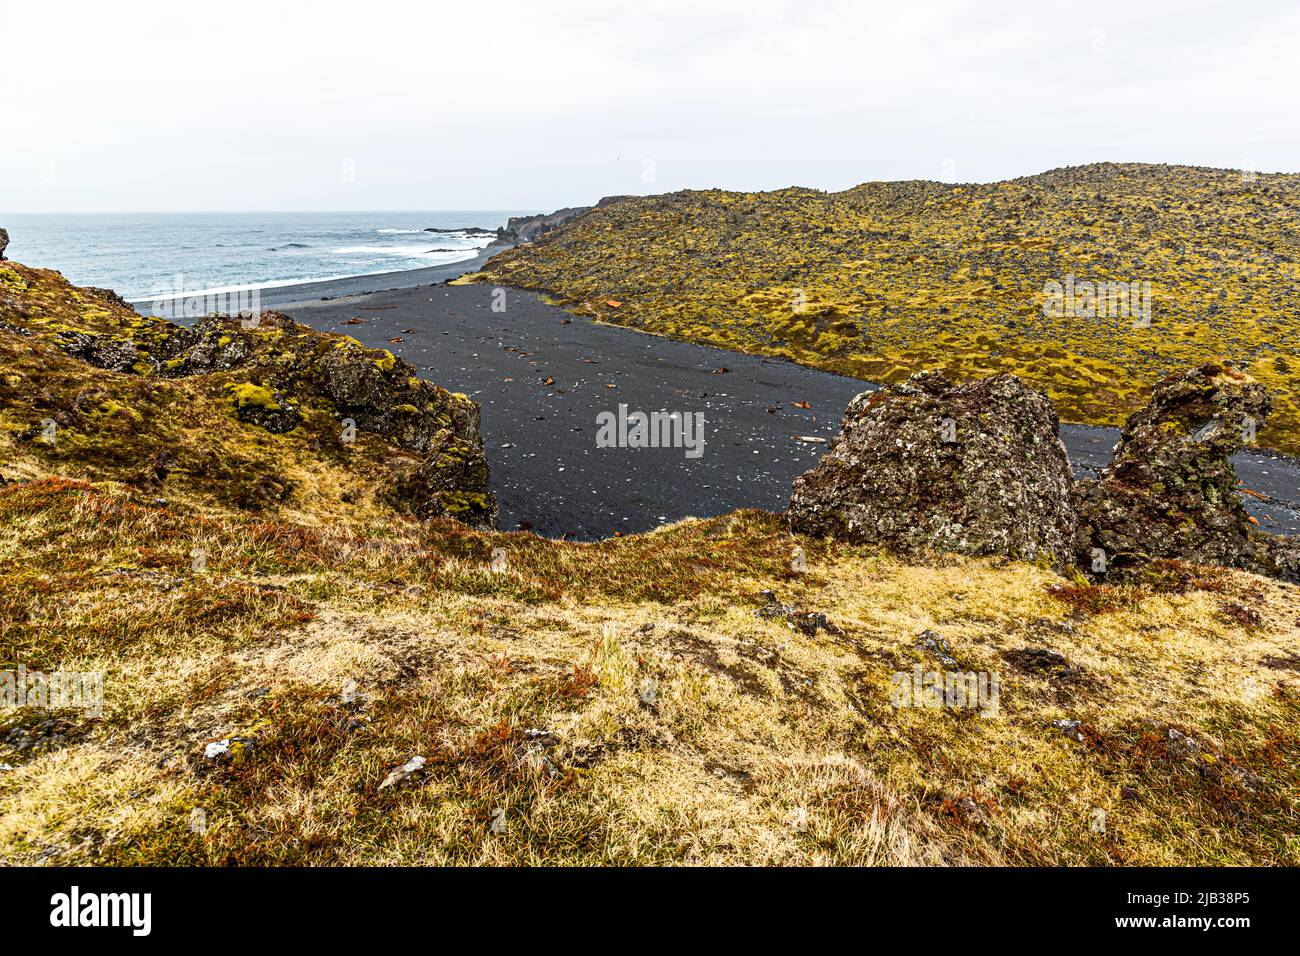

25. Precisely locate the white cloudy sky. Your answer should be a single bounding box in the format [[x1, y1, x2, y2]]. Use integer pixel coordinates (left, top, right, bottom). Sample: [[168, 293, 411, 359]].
[[3, 0, 1298, 211]]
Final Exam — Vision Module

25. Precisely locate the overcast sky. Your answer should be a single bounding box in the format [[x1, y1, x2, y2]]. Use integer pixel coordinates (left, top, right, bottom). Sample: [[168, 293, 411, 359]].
[[3, 0, 1298, 212]]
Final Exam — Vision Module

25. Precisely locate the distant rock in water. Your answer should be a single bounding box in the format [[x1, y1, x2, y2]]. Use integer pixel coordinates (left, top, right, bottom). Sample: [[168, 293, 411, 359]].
[[424, 226, 496, 236], [0, 227, 7, 260], [787, 371, 1078, 569], [1075, 363, 1296, 581]]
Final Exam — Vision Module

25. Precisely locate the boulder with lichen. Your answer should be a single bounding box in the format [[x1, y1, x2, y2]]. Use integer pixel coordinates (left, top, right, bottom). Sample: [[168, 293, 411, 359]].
[[787, 371, 1078, 568], [1075, 362, 1294, 580]]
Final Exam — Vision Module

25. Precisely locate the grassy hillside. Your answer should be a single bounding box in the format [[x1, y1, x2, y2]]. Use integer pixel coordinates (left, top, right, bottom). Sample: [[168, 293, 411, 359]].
[[2, 478, 1299, 865], [469, 163, 1300, 455]]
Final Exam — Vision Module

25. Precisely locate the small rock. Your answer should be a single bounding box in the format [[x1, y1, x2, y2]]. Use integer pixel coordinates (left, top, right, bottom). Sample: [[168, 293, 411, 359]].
[[379, 755, 427, 790], [203, 739, 232, 761], [916, 629, 957, 667], [1052, 719, 1084, 742], [1002, 646, 1069, 674]]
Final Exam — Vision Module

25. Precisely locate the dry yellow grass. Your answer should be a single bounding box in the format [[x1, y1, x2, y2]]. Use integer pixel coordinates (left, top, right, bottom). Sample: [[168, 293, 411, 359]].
[[2, 479, 1297, 866]]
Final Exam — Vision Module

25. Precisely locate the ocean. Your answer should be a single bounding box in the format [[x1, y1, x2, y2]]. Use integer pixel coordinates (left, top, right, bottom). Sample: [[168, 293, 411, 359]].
[[0, 211, 535, 302]]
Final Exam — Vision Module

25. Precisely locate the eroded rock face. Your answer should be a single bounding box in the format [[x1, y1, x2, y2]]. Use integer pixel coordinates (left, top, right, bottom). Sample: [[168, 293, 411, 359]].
[[498, 197, 634, 244], [1074, 363, 1271, 575], [788, 371, 1077, 568]]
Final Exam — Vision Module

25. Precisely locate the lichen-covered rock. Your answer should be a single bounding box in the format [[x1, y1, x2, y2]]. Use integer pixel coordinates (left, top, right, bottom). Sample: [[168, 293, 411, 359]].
[[788, 371, 1078, 568], [0, 259, 498, 530], [225, 382, 302, 433], [1251, 533, 1300, 584], [57, 331, 142, 373], [1074, 363, 1271, 575]]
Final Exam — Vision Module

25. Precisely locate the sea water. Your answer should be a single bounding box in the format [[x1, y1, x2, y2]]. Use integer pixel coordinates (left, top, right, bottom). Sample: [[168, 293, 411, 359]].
[[0, 211, 534, 302]]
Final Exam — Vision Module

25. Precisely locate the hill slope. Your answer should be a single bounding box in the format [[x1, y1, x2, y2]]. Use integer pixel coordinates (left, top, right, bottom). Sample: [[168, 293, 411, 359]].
[[469, 163, 1300, 454], [2, 480, 1299, 865], [0, 261, 496, 528]]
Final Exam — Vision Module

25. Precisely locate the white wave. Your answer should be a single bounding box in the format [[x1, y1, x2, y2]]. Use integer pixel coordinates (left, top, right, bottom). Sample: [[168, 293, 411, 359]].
[[125, 256, 473, 305], [126, 272, 366, 303]]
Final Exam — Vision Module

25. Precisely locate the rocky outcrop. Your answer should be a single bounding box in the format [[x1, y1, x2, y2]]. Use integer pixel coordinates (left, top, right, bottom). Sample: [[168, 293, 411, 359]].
[[498, 207, 591, 244], [788, 372, 1078, 569], [423, 226, 495, 236], [791, 364, 1299, 584], [0, 228, 8, 260], [0, 259, 498, 529], [1075, 363, 1287, 578], [497, 196, 634, 245]]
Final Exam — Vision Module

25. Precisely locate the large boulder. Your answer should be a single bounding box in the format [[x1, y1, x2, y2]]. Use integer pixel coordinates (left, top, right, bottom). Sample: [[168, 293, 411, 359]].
[[1075, 363, 1280, 576], [788, 372, 1078, 568]]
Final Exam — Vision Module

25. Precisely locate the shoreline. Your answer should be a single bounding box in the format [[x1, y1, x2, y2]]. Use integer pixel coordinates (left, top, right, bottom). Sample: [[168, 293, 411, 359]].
[[131, 240, 510, 315]]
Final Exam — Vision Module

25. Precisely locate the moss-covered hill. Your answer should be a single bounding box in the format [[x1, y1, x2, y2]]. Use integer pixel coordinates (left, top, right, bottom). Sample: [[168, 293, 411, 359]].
[[0, 260, 496, 528], [469, 162, 1300, 455]]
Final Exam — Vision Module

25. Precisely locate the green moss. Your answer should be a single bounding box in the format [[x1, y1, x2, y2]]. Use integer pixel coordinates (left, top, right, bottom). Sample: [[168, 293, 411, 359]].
[[224, 382, 280, 409], [94, 399, 142, 422], [438, 490, 492, 513]]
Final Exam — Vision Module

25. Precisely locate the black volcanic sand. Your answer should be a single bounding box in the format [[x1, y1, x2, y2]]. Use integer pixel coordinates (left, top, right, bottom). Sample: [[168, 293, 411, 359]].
[[284, 283, 1300, 540]]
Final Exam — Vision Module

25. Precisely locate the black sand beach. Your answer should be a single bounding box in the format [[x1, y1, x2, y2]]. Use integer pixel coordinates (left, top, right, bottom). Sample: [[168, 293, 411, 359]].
[[278, 277, 1300, 540]]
